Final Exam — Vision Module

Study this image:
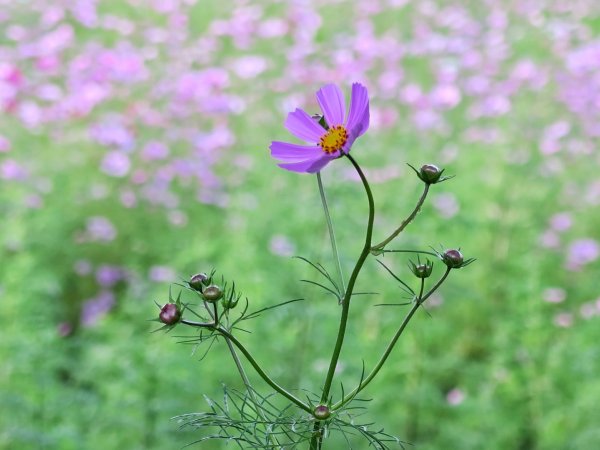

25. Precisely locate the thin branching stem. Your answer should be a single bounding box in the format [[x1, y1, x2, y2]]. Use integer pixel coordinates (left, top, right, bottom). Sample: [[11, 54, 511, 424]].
[[181, 319, 311, 413], [320, 154, 375, 401], [382, 249, 439, 257], [332, 267, 452, 410], [223, 338, 280, 448], [220, 329, 311, 412], [310, 154, 375, 450], [371, 184, 430, 253], [317, 171, 345, 299]]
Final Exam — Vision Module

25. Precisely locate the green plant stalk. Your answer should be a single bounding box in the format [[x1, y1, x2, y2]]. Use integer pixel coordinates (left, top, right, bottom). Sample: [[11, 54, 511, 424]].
[[224, 337, 280, 448], [317, 171, 346, 299], [309, 154, 375, 450], [382, 249, 439, 257], [371, 183, 430, 253], [181, 319, 311, 413], [319, 154, 375, 402], [332, 267, 452, 410]]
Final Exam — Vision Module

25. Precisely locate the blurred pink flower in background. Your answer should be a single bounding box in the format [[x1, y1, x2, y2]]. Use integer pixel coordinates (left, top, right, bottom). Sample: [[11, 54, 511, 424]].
[[74, 259, 93, 276], [553, 312, 574, 328], [549, 213, 573, 232], [148, 265, 176, 282], [566, 239, 600, 271], [0, 135, 10, 152], [85, 216, 117, 242], [269, 234, 296, 257], [432, 192, 460, 218], [81, 290, 115, 326], [101, 151, 131, 177], [446, 388, 465, 406], [1, 159, 27, 180], [542, 288, 566, 304], [95, 265, 127, 288]]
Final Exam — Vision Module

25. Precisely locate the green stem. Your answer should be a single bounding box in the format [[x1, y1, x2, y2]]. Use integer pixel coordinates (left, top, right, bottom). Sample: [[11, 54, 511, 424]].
[[309, 155, 374, 450], [319, 154, 375, 404], [181, 319, 311, 413], [371, 184, 430, 253], [218, 327, 311, 413], [382, 249, 439, 257], [309, 421, 323, 450], [317, 171, 346, 299], [224, 337, 279, 448], [332, 267, 451, 410]]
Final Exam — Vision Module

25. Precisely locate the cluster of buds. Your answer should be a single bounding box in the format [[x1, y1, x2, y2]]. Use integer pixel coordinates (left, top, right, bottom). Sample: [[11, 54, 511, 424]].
[[189, 272, 240, 310], [407, 249, 473, 283], [189, 272, 223, 303], [158, 271, 243, 326]]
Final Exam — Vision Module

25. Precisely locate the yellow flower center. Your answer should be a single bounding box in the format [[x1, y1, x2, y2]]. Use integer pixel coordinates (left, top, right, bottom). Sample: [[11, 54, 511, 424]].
[[319, 125, 348, 154]]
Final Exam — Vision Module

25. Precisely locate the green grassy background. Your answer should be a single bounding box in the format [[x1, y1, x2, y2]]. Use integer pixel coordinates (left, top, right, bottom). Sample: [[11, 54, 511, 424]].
[[1, 0, 599, 449]]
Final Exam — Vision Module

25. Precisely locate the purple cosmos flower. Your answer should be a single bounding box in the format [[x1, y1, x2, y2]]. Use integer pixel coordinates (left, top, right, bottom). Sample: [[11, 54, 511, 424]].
[[270, 83, 369, 173]]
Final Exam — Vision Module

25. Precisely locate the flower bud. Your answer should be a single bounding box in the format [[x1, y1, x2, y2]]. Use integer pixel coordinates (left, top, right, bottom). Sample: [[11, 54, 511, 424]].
[[222, 294, 239, 310], [202, 284, 223, 303], [189, 273, 208, 291], [313, 405, 331, 420], [159, 303, 181, 325], [442, 249, 464, 268], [419, 164, 443, 184], [410, 260, 433, 278]]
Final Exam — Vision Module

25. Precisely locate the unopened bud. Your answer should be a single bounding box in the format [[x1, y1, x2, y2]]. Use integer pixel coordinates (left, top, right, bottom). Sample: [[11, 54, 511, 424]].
[[419, 164, 443, 184], [159, 303, 181, 325], [313, 405, 331, 420], [202, 284, 223, 303], [222, 294, 239, 310], [442, 249, 464, 268], [189, 273, 208, 291], [411, 260, 433, 278]]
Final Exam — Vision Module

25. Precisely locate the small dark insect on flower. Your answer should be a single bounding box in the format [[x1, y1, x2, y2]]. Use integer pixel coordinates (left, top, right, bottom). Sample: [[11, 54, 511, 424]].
[[159, 303, 181, 325]]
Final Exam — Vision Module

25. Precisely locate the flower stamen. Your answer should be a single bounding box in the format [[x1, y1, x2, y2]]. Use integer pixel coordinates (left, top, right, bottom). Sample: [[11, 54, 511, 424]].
[[319, 125, 348, 154]]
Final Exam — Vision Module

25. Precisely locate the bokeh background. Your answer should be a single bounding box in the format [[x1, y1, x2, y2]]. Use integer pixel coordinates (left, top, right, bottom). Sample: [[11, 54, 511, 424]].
[[1, 0, 599, 448]]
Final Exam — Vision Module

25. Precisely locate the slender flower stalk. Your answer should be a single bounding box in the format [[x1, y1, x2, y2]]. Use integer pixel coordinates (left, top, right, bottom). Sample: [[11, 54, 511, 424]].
[[332, 267, 452, 410], [382, 249, 439, 257], [181, 319, 311, 413], [319, 153, 375, 402], [317, 171, 345, 299], [309, 154, 375, 450], [224, 338, 280, 448], [371, 183, 430, 253]]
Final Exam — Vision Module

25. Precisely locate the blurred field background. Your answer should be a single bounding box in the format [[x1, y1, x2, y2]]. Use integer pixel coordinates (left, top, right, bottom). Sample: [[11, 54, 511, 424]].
[[1, 0, 599, 448]]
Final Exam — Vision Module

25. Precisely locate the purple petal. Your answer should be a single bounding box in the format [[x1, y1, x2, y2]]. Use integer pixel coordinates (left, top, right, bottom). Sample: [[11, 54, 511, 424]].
[[345, 83, 370, 138], [285, 108, 325, 143], [270, 141, 322, 162], [316, 84, 345, 126], [278, 154, 335, 173], [342, 129, 358, 155]]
